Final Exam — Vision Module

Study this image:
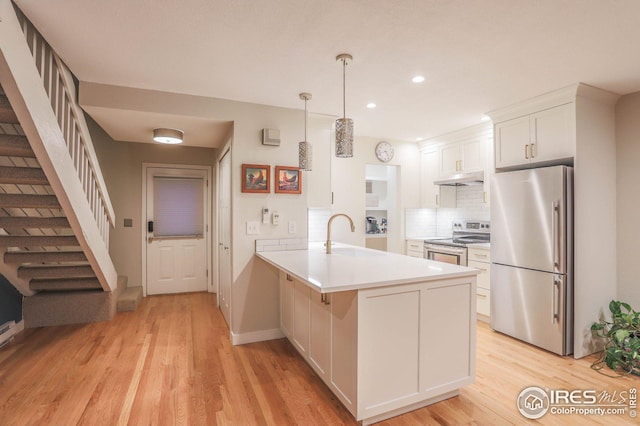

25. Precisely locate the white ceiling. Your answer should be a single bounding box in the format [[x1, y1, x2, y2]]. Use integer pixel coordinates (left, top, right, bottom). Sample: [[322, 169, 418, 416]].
[[14, 0, 640, 147]]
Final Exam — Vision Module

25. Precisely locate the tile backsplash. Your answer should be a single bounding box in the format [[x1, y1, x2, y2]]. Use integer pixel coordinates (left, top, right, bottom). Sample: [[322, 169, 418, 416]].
[[308, 207, 332, 242], [406, 185, 490, 237]]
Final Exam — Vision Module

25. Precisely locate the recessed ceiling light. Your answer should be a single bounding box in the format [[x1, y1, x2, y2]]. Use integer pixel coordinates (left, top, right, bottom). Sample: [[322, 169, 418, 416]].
[[366, 102, 377, 109], [412, 75, 425, 83], [416, 137, 424, 141], [481, 115, 491, 122]]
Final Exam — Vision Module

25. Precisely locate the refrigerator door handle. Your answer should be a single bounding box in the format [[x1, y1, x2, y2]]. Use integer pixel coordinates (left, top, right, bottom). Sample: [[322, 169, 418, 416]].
[[552, 201, 560, 271], [552, 276, 561, 323]]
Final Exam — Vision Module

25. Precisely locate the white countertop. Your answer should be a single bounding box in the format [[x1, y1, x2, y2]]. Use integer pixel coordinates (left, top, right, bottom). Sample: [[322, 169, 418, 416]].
[[256, 242, 479, 293]]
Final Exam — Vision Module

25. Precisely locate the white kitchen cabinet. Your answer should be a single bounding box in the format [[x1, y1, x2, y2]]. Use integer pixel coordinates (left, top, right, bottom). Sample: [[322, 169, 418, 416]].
[[292, 280, 310, 355], [439, 139, 486, 176], [278, 274, 475, 424], [468, 246, 491, 320], [420, 149, 439, 208], [405, 239, 424, 258], [279, 271, 294, 338], [494, 103, 575, 169], [309, 291, 331, 380], [421, 148, 456, 208], [441, 141, 480, 175]]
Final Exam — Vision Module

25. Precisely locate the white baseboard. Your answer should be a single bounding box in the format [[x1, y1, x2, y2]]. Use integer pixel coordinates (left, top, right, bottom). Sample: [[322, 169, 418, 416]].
[[231, 327, 284, 345], [15, 319, 24, 334]]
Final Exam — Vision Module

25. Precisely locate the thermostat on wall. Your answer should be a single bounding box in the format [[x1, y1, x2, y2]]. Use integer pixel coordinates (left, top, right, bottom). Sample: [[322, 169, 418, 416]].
[[262, 128, 280, 146]]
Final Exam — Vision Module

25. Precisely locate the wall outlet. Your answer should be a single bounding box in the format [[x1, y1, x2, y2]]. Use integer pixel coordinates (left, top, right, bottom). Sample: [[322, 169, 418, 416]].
[[272, 211, 280, 225], [246, 221, 260, 235], [288, 220, 296, 234]]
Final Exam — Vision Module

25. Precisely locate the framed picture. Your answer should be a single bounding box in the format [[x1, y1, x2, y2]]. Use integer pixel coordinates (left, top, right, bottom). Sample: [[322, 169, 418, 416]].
[[275, 166, 302, 194], [242, 164, 270, 193]]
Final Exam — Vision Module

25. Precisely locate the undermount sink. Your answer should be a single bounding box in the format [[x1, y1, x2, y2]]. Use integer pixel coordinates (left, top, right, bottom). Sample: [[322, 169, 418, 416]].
[[329, 247, 383, 257]]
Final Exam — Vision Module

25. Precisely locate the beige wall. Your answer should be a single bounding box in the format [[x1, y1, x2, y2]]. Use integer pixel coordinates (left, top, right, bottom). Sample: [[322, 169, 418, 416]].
[[616, 92, 640, 308], [81, 83, 325, 340], [330, 136, 421, 254], [87, 116, 218, 288]]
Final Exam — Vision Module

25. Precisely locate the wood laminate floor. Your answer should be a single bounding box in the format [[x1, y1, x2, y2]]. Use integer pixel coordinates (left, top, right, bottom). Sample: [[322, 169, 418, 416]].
[[0, 292, 637, 425]]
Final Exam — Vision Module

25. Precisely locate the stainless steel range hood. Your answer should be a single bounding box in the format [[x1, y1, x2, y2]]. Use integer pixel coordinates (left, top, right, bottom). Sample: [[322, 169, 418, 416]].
[[434, 170, 484, 186]]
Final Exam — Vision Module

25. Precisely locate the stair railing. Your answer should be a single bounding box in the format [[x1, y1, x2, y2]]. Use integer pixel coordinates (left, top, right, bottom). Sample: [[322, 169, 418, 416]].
[[15, 9, 115, 245]]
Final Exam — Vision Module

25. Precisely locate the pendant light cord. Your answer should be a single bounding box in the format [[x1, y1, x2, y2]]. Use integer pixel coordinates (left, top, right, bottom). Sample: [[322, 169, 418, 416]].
[[342, 58, 346, 119], [304, 97, 308, 141]]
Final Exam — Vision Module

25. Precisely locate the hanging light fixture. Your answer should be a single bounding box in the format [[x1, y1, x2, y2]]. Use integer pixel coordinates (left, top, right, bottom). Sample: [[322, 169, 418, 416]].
[[298, 92, 313, 171], [335, 53, 353, 158], [153, 128, 183, 144]]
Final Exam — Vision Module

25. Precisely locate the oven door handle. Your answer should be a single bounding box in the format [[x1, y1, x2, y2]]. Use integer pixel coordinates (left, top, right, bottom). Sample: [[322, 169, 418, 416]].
[[424, 244, 467, 254]]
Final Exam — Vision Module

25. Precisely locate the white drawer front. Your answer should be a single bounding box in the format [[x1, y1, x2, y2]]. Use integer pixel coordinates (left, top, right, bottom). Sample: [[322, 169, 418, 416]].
[[468, 260, 490, 290], [476, 287, 490, 317], [468, 247, 491, 263], [407, 250, 424, 258], [406, 240, 423, 252]]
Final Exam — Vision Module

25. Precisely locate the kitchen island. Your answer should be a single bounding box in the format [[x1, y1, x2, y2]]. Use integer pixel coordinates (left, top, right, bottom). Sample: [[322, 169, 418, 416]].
[[257, 242, 479, 425]]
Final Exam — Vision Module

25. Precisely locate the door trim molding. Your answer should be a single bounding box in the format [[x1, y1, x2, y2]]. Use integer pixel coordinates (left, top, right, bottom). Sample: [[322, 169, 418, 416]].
[[141, 163, 213, 297], [216, 147, 232, 322]]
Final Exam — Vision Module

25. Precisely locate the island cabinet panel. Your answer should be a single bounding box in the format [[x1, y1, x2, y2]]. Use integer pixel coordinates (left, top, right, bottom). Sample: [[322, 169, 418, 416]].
[[279, 272, 294, 338], [359, 289, 421, 409], [292, 280, 310, 355], [420, 282, 474, 393], [309, 291, 331, 379], [265, 244, 477, 425], [329, 291, 358, 413]]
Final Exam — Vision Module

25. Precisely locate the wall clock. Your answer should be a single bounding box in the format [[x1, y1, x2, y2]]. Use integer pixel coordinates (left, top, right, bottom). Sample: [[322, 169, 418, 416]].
[[375, 141, 394, 163]]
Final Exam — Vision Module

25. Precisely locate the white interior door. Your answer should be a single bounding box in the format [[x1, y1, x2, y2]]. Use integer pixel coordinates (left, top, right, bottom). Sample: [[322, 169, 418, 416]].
[[218, 150, 232, 325], [146, 167, 209, 295]]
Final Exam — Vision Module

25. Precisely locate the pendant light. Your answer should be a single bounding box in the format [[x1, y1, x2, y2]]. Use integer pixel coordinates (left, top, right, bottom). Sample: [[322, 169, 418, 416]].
[[335, 53, 353, 158], [298, 92, 312, 171]]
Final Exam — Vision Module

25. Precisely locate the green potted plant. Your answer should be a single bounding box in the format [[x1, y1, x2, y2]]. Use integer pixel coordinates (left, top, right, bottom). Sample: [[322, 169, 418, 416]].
[[591, 300, 640, 377]]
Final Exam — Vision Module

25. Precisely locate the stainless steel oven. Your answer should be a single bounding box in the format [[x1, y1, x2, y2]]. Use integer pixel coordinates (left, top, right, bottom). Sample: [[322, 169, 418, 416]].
[[424, 243, 468, 266], [423, 220, 491, 266]]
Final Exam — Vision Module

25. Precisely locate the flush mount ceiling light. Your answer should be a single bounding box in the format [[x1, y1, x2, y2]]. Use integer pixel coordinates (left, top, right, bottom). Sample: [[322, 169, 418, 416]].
[[335, 53, 354, 158], [153, 128, 183, 144], [298, 92, 313, 171]]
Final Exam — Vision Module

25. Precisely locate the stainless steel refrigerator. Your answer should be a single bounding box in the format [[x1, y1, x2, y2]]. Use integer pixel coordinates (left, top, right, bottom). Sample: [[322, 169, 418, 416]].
[[490, 165, 573, 356]]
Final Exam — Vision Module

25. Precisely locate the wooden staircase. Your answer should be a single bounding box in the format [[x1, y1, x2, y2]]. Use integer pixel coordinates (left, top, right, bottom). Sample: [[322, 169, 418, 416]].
[[0, 1, 138, 327], [0, 89, 103, 296]]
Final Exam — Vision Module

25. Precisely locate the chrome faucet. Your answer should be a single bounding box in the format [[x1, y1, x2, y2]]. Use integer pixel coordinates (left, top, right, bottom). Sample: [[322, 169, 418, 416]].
[[326, 213, 356, 254]]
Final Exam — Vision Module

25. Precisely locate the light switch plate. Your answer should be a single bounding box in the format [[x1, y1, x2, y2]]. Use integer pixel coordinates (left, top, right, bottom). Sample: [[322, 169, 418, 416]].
[[246, 221, 260, 235], [288, 220, 296, 234]]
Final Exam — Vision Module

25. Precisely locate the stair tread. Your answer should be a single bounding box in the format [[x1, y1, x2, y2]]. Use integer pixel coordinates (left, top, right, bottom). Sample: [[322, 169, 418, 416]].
[[0, 216, 70, 229], [0, 95, 18, 124], [0, 166, 47, 185], [0, 235, 79, 247], [29, 277, 102, 291], [0, 194, 60, 209], [18, 264, 95, 279], [4, 250, 86, 263], [117, 286, 143, 312], [0, 135, 34, 157]]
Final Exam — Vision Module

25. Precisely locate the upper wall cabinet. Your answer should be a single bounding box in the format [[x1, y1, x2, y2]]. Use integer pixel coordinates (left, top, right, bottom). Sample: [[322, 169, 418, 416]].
[[439, 138, 486, 176], [494, 103, 575, 169], [420, 122, 493, 207]]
